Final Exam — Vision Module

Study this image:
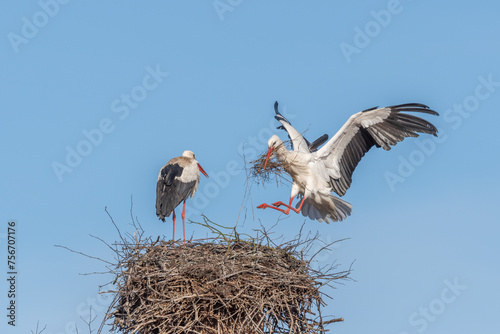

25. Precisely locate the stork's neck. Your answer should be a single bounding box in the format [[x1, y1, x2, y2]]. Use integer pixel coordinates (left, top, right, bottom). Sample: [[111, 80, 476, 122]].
[[273, 143, 290, 163], [273, 143, 307, 178], [275, 143, 287, 155]]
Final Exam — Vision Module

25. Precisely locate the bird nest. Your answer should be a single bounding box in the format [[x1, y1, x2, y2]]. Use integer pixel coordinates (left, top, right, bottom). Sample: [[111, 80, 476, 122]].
[[105, 218, 349, 334], [249, 142, 291, 185]]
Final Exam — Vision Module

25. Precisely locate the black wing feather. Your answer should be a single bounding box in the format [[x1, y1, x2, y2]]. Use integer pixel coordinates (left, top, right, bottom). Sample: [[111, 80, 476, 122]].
[[161, 163, 183, 186], [156, 163, 196, 221], [330, 103, 438, 196], [308, 134, 329, 152]]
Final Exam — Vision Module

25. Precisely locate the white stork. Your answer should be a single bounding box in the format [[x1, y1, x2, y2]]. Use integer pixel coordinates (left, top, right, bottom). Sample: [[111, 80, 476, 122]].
[[156, 150, 208, 243], [257, 102, 438, 223]]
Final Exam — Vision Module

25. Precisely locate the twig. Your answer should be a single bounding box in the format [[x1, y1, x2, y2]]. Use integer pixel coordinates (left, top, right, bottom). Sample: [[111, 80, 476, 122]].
[[31, 321, 47, 334]]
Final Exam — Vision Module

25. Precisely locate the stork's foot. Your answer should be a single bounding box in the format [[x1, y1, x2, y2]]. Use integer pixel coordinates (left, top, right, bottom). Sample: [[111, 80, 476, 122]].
[[257, 203, 282, 210], [259, 197, 306, 215], [272, 201, 302, 213], [257, 203, 289, 214]]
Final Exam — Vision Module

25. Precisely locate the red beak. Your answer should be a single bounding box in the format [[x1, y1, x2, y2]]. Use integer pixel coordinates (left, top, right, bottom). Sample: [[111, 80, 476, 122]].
[[264, 147, 274, 169], [197, 163, 209, 178]]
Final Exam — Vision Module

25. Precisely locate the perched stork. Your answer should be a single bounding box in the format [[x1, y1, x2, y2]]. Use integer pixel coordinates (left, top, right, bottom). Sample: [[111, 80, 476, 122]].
[[257, 102, 438, 223], [156, 150, 208, 244]]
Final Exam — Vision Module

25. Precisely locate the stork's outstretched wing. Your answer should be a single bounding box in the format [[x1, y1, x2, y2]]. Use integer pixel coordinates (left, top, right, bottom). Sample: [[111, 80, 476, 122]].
[[274, 101, 328, 152], [313, 103, 438, 196]]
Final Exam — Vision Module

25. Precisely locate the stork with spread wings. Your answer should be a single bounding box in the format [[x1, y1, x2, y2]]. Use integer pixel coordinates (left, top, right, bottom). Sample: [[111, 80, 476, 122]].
[[257, 101, 438, 223]]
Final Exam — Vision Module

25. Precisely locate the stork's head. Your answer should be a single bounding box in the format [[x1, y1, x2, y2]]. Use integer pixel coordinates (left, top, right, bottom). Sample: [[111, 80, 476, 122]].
[[182, 150, 208, 178], [182, 150, 196, 159], [264, 135, 282, 169]]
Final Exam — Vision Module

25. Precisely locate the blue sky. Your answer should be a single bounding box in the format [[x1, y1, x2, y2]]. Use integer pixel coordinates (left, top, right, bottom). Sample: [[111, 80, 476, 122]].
[[1, 1, 499, 333]]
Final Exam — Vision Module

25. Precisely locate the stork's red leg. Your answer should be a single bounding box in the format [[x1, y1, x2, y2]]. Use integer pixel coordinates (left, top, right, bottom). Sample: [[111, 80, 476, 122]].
[[258, 197, 306, 215], [257, 196, 294, 212], [257, 202, 290, 214], [273, 197, 306, 213], [181, 200, 186, 245], [272, 197, 294, 208], [287, 196, 306, 213], [172, 210, 176, 242]]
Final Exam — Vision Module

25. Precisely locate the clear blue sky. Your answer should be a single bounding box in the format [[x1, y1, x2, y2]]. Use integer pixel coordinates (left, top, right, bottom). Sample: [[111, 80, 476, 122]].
[[1, 1, 499, 333]]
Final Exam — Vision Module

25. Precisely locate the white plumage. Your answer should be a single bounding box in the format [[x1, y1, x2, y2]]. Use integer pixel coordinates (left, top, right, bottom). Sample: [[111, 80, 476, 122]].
[[257, 102, 439, 223]]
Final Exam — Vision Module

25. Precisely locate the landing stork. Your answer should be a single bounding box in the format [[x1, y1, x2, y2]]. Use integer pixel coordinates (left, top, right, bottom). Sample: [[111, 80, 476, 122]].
[[257, 102, 438, 223], [156, 150, 208, 244]]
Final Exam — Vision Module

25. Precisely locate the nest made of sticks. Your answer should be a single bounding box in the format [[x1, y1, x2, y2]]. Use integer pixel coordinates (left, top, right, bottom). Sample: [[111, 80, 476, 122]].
[[249, 141, 292, 185], [107, 222, 349, 334]]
